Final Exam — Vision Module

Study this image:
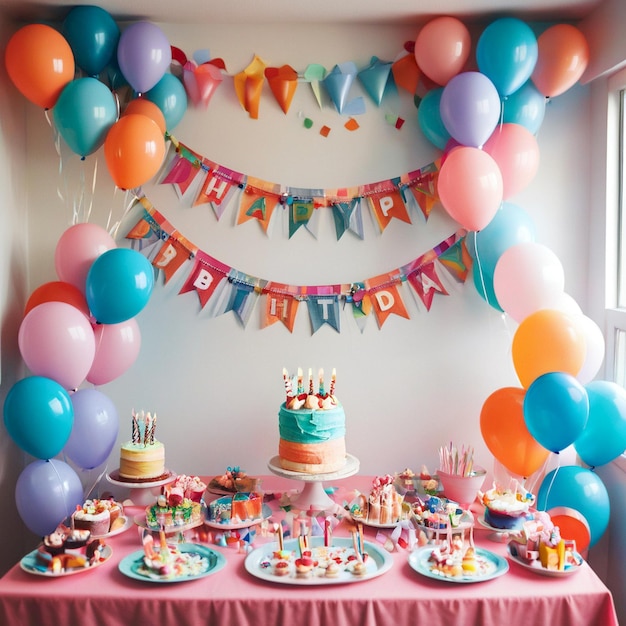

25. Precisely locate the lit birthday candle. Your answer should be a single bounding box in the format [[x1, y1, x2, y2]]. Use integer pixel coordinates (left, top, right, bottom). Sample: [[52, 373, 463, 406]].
[[297, 367, 303, 395], [318, 368, 325, 396], [283, 368, 294, 401], [308, 368, 314, 395], [329, 368, 336, 396]]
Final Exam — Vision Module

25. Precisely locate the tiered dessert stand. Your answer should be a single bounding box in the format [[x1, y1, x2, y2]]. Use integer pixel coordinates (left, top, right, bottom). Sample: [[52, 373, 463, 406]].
[[267, 453, 359, 513], [106, 468, 177, 506]]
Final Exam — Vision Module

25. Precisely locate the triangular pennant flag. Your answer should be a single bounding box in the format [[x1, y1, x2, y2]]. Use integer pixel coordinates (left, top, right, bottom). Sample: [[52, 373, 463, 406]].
[[126, 212, 155, 240], [160, 150, 205, 199], [406, 262, 448, 311], [265, 65, 298, 114], [194, 169, 238, 219], [323, 62, 366, 115], [178, 251, 230, 308], [152, 236, 193, 284], [233, 55, 267, 119], [347, 282, 371, 333], [357, 56, 393, 106], [368, 281, 410, 328], [331, 199, 364, 240], [264, 288, 300, 332], [439, 238, 472, 283], [367, 187, 411, 232], [223, 278, 258, 328], [237, 184, 278, 233], [306, 291, 341, 334], [289, 199, 315, 238]]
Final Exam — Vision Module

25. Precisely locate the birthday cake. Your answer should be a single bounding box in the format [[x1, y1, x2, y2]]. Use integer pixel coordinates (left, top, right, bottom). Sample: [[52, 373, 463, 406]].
[[480, 481, 535, 530], [208, 466, 258, 493], [144, 476, 206, 531], [73, 498, 125, 536], [350, 475, 406, 525], [278, 368, 346, 474], [119, 410, 165, 480], [207, 492, 263, 525]]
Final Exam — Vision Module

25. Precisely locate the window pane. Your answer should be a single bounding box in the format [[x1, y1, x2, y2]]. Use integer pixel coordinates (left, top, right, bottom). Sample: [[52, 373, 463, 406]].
[[615, 328, 626, 388], [619, 89, 626, 308]]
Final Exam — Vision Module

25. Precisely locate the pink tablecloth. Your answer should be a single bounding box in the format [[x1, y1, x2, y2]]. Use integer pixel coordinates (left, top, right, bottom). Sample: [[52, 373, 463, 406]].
[[0, 474, 619, 626]]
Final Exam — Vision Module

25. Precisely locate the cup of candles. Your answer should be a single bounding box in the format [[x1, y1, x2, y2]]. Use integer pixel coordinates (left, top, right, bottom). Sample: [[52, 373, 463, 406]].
[[437, 444, 486, 508]]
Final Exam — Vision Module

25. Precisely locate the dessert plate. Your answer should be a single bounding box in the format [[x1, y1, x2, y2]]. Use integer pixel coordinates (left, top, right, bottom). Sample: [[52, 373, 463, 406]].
[[476, 515, 512, 533], [409, 546, 508, 583], [20, 545, 113, 577], [118, 543, 226, 583], [506, 544, 583, 577], [204, 503, 272, 530], [244, 535, 392, 586], [349, 513, 402, 529], [133, 514, 205, 534]]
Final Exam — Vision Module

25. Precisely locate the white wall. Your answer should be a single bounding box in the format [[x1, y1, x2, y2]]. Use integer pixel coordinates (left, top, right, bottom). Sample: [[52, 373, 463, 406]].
[[0, 18, 619, 598]]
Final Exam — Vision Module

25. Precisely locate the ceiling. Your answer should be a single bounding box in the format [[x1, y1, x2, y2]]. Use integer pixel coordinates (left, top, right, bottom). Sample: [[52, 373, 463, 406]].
[[0, 0, 606, 25]]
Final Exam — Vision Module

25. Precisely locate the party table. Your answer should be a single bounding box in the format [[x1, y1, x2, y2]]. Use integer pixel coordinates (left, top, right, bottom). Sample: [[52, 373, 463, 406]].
[[0, 474, 619, 626]]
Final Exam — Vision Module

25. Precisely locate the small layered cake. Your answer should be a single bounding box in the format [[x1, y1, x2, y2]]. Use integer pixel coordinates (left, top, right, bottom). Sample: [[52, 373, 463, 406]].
[[145, 476, 205, 531], [119, 410, 165, 480], [278, 367, 346, 474], [480, 482, 535, 531], [73, 499, 124, 536], [350, 475, 405, 525], [208, 466, 258, 493], [207, 492, 263, 525]]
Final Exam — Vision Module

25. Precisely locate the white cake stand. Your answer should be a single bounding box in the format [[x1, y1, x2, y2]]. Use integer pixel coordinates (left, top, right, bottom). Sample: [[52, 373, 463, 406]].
[[267, 454, 359, 513], [106, 469, 177, 506]]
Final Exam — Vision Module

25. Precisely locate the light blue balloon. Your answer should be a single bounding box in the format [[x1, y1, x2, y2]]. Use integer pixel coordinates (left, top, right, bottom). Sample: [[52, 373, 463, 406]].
[[417, 88, 451, 150], [3, 376, 74, 459], [524, 372, 589, 453], [466, 202, 536, 275], [86, 248, 155, 324], [145, 73, 188, 131], [53, 78, 118, 157], [476, 18, 538, 97], [63, 5, 120, 76], [503, 81, 546, 135], [472, 266, 503, 312], [537, 466, 609, 547], [575, 380, 626, 467]]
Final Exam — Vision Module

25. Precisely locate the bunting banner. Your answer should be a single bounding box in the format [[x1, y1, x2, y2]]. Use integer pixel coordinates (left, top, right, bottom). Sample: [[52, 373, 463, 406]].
[[161, 134, 440, 240], [128, 197, 471, 334]]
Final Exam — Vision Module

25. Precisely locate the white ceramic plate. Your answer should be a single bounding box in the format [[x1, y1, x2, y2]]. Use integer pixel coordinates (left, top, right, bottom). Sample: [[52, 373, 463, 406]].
[[20, 545, 112, 577], [204, 503, 272, 530], [408, 545, 508, 583], [349, 513, 401, 529], [506, 544, 583, 577], [244, 535, 392, 585]]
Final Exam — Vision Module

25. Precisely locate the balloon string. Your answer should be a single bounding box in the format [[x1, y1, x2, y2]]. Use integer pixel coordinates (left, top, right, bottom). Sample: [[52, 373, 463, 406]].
[[84, 464, 109, 501], [49, 460, 78, 521], [542, 454, 561, 507], [109, 188, 137, 238]]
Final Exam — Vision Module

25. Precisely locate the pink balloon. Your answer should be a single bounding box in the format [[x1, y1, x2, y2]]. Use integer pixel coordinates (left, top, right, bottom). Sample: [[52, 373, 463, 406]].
[[576, 315, 605, 384], [87, 318, 142, 385], [414, 17, 471, 86], [437, 146, 503, 231], [55, 223, 117, 293], [18, 302, 96, 390], [493, 242, 565, 323], [484, 123, 540, 199]]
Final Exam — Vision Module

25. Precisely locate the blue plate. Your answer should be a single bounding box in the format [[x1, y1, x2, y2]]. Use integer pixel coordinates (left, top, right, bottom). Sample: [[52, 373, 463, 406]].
[[118, 543, 226, 583], [409, 546, 508, 583]]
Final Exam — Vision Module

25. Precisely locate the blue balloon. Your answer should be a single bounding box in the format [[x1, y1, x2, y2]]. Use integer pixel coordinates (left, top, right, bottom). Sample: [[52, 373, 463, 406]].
[[417, 88, 451, 150], [476, 18, 538, 97], [145, 73, 188, 131], [466, 202, 536, 276], [472, 266, 503, 311], [503, 80, 546, 135], [15, 460, 84, 536], [537, 466, 609, 547], [575, 380, 626, 467], [3, 376, 74, 459], [524, 372, 589, 452], [86, 248, 154, 324], [63, 5, 120, 76], [53, 78, 118, 157], [65, 389, 119, 470]]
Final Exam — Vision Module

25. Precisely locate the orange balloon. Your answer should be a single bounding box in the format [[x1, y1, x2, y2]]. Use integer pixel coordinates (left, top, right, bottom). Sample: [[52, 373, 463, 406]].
[[480, 387, 550, 477], [512, 309, 586, 388], [4, 24, 75, 109], [25, 281, 89, 318], [104, 114, 166, 190], [414, 16, 471, 86], [123, 98, 167, 136], [531, 24, 589, 98], [547, 506, 591, 554]]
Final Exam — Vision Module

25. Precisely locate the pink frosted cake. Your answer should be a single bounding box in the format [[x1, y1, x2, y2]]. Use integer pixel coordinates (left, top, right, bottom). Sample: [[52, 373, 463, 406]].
[[479, 482, 535, 530], [350, 475, 405, 525]]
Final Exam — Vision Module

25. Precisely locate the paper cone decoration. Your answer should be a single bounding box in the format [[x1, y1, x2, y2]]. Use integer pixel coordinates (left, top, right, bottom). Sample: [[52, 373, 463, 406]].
[[391, 52, 420, 95], [234, 55, 267, 119], [183, 59, 225, 108], [358, 56, 393, 106], [265, 65, 298, 114], [304, 64, 327, 108], [323, 62, 365, 115]]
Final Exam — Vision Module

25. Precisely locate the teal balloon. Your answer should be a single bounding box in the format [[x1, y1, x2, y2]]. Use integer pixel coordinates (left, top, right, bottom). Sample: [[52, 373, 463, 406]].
[[417, 88, 450, 150], [476, 18, 538, 97], [524, 372, 589, 452], [537, 466, 609, 547], [63, 5, 120, 76], [145, 73, 188, 131], [472, 266, 502, 311], [3, 376, 74, 459], [503, 80, 546, 135], [86, 248, 154, 324], [53, 78, 118, 157], [575, 380, 626, 467]]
